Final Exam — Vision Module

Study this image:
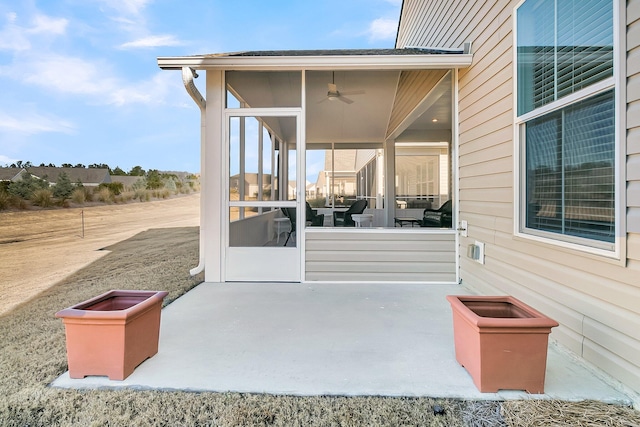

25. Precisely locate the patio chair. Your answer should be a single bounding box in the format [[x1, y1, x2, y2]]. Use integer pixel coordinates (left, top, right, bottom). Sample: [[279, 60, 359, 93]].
[[281, 207, 296, 246], [306, 202, 324, 226], [333, 199, 368, 227], [421, 200, 452, 228]]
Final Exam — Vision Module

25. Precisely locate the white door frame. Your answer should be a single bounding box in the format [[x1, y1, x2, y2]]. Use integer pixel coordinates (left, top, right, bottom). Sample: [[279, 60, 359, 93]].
[[223, 108, 304, 282]]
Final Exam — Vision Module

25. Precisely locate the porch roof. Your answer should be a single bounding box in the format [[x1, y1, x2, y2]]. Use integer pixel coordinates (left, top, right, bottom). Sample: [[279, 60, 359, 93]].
[[157, 47, 473, 71]]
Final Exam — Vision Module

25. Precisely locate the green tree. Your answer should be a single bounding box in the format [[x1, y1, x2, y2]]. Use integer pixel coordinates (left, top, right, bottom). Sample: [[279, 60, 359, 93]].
[[145, 169, 163, 189], [111, 166, 127, 176], [129, 165, 145, 176], [53, 172, 74, 199]]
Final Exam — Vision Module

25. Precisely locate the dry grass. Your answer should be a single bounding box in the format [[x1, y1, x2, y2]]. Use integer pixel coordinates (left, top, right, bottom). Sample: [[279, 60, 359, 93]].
[[501, 399, 640, 427], [0, 226, 637, 426]]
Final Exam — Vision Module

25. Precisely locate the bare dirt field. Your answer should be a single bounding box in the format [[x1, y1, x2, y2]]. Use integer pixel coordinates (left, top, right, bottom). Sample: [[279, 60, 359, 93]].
[[0, 193, 199, 316]]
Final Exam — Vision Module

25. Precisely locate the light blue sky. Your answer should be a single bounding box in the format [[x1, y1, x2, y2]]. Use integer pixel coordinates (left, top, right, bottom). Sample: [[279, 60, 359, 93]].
[[0, 0, 401, 174]]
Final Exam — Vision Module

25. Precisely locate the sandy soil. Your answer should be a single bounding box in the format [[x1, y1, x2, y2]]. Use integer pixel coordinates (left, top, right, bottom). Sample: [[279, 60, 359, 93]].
[[0, 193, 200, 316]]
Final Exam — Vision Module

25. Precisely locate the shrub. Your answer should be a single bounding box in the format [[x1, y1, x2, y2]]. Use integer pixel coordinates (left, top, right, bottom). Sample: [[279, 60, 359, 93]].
[[96, 187, 113, 203], [10, 194, 28, 209], [71, 188, 86, 204], [98, 182, 124, 196], [7, 174, 48, 199], [0, 191, 9, 210], [163, 178, 177, 192], [115, 191, 134, 203], [134, 189, 150, 202], [31, 189, 54, 207], [151, 188, 171, 199], [82, 186, 93, 202]]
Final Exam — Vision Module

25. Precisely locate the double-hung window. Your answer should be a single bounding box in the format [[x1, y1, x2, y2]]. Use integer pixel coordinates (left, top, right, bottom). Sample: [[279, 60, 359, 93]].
[[515, 0, 616, 251]]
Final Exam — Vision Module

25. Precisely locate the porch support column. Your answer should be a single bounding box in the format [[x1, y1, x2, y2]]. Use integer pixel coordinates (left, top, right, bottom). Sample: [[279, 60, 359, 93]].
[[258, 121, 263, 213], [384, 139, 396, 227], [376, 148, 384, 209], [204, 69, 224, 282], [271, 133, 276, 201], [239, 110, 246, 219]]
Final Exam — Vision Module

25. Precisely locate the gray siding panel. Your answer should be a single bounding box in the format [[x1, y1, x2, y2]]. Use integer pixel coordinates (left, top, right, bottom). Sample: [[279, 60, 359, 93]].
[[305, 231, 456, 282], [398, 0, 640, 394]]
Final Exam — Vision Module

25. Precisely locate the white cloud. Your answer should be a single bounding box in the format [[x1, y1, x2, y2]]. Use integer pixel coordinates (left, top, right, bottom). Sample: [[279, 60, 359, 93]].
[[367, 18, 398, 41], [119, 34, 183, 49], [22, 54, 118, 97], [0, 12, 68, 52], [13, 52, 181, 107], [0, 111, 75, 135], [28, 15, 68, 35], [96, 0, 151, 16]]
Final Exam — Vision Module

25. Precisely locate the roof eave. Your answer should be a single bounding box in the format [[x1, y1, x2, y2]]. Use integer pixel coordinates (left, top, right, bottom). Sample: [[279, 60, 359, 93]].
[[157, 54, 473, 71]]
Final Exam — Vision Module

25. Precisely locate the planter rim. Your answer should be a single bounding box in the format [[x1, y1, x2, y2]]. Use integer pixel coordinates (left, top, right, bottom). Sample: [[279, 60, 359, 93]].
[[446, 295, 559, 329], [55, 290, 169, 321]]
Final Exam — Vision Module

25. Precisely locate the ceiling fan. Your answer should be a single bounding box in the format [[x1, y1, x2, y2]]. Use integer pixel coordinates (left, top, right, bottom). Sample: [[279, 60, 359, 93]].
[[318, 72, 365, 104]]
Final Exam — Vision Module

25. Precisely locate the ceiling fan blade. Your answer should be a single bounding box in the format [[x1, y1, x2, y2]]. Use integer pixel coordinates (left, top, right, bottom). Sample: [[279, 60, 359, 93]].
[[316, 97, 329, 104], [339, 96, 354, 104]]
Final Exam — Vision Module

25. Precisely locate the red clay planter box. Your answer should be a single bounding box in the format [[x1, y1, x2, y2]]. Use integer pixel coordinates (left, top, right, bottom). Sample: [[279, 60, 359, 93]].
[[56, 290, 168, 380], [446, 295, 558, 393]]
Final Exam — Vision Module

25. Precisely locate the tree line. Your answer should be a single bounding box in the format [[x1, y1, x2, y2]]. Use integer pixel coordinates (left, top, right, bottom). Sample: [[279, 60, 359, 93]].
[[4, 160, 148, 177]]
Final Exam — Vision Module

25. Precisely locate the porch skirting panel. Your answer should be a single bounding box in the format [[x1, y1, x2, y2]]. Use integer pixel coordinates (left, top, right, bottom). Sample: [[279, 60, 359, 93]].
[[305, 229, 456, 282]]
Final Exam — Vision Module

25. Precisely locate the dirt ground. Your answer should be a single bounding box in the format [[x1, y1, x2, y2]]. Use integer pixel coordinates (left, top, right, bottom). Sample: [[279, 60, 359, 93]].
[[0, 193, 199, 316]]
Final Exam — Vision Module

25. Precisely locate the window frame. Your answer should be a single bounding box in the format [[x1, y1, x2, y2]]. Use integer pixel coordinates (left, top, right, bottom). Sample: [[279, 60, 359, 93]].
[[513, 0, 624, 258]]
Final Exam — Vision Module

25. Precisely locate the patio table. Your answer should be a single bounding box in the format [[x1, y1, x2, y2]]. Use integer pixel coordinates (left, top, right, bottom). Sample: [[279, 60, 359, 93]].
[[394, 217, 421, 227]]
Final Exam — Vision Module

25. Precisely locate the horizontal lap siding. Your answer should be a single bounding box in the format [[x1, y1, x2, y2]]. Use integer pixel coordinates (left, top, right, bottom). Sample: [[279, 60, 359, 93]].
[[630, 1, 640, 236], [398, 0, 640, 393], [305, 231, 456, 282], [388, 70, 448, 137]]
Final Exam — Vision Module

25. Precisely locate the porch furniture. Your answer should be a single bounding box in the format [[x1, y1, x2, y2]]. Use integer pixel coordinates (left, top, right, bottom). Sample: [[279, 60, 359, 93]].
[[351, 213, 373, 227], [274, 217, 291, 244], [306, 202, 324, 227], [281, 207, 296, 246], [422, 200, 453, 228], [333, 199, 368, 227], [394, 217, 421, 227]]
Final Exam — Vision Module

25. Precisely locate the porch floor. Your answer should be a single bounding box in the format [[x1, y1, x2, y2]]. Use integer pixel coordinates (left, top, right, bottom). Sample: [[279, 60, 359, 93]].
[[52, 282, 632, 404]]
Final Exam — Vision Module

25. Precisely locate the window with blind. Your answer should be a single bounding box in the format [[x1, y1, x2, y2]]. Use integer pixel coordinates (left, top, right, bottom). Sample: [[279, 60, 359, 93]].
[[516, 0, 616, 249]]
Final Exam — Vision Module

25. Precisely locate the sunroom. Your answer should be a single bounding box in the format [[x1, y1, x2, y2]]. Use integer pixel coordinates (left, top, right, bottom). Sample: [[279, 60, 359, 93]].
[[158, 48, 472, 283]]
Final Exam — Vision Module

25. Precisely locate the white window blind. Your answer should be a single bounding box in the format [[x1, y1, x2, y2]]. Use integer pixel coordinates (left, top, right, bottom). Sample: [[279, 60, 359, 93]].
[[517, 0, 613, 115]]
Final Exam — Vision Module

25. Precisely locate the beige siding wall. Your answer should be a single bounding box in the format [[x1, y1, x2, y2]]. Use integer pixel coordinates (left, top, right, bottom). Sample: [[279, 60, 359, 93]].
[[398, 0, 640, 394], [305, 230, 456, 282], [387, 69, 448, 137]]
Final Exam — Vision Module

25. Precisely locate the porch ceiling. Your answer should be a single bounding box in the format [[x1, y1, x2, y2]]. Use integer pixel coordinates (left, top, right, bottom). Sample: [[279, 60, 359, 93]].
[[226, 69, 452, 145], [158, 48, 467, 145]]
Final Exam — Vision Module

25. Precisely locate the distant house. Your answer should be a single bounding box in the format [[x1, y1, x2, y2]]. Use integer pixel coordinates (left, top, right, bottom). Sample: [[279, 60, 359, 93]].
[[229, 173, 273, 199], [26, 167, 111, 187], [0, 167, 28, 183]]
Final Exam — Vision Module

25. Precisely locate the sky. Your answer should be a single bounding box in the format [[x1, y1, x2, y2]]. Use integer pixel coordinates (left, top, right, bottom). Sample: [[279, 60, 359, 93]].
[[0, 0, 402, 175]]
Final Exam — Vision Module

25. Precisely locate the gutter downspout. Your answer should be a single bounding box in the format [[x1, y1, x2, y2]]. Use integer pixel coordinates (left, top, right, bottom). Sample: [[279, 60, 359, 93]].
[[181, 67, 206, 276]]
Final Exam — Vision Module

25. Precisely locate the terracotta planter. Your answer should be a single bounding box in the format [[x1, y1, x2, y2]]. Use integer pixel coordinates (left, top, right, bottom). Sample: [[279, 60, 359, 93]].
[[446, 295, 558, 393], [56, 290, 168, 380]]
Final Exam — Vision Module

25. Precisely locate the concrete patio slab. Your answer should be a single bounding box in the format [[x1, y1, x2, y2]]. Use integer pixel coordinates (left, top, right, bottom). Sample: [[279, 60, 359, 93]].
[[52, 282, 633, 404]]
